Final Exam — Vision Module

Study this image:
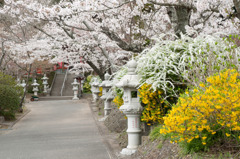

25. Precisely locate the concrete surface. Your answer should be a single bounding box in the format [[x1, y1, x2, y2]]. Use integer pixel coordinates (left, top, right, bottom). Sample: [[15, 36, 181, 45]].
[[50, 74, 65, 96], [0, 100, 110, 159]]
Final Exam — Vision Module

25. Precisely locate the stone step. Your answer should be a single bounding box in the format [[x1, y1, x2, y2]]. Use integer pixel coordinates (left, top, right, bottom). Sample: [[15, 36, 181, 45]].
[[62, 74, 75, 96], [50, 74, 65, 96]]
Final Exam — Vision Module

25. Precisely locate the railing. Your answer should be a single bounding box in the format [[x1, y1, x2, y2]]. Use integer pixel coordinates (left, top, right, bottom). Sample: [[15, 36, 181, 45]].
[[49, 72, 57, 96], [60, 67, 69, 96]]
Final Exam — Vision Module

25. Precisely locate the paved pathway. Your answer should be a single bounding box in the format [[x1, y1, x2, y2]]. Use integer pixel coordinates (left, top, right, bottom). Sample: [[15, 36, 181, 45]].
[[0, 100, 110, 159]]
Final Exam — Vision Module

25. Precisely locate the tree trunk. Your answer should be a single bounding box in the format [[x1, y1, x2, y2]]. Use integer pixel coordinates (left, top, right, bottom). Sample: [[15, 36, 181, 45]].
[[0, 40, 6, 69], [167, 6, 191, 36], [86, 60, 105, 80]]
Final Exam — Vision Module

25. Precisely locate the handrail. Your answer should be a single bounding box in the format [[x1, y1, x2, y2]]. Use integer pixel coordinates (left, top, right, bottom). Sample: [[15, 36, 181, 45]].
[[49, 71, 57, 95], [60, 67, 69, 96]]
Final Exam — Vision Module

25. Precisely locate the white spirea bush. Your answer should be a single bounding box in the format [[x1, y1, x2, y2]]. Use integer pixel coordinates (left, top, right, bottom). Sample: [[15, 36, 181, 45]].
[[136, 34, 240, 95], [111, 66, 128, 95]]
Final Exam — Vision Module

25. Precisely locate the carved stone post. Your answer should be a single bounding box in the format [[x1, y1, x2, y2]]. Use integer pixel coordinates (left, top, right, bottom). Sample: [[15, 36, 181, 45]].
[[100, 73, 114, 116], [116, 59, 143, 155], [41, 74, 49, 94], [71, 79, 80, 100], [91, 78, 100, 103]]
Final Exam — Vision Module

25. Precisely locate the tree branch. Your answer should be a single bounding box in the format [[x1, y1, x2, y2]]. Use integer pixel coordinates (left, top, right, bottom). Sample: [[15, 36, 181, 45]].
[[0, 39, 6, 67], [233, 0, 240, 19], [86, 60, 104, 80], [82, 20, 114, 73], [148, 0, 197, 10], [100, 26, 143, 53]]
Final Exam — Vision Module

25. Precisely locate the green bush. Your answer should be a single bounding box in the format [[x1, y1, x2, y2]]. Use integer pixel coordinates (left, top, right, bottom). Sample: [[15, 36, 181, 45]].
[[0, 72, 23, 120], [83, 75, 92, 93], [0, 72, 23, 97], [0, 84, 20, 120]]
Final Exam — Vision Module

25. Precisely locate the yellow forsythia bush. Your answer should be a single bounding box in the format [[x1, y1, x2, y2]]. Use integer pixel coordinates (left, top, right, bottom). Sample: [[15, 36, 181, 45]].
[[113, 95, 124, 108], [98, 87, 103, 96], [139, 83, 170, 125], [160, 69, 240, 147]]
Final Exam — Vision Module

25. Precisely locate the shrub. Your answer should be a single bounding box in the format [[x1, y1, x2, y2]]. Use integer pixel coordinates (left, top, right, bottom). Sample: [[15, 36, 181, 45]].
[[99, 87, 103, 97], [0, 84, 20, 120], [113, 94, 123, 108], [0, 72, 23, 96], [139, 83, 171, 125], [160, 69, 240, 153], [136, 34, 240, 97], [83, 75, 92, 93]]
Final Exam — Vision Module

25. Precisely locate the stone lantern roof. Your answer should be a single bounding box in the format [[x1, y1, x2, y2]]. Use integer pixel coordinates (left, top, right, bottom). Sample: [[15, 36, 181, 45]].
[[91, 78, 101, 87], [116, 59, 139, 88], [32, 79, 39, 86], [41, 74, 49, 80], [71, 79, 80, 86], [21, 80, 26, 87], [100, 73, 113, 88]]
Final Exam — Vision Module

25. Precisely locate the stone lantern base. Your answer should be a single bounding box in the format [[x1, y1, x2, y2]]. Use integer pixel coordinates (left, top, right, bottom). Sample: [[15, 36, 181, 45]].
[[120, 148, 137, 155], [72, 96, 79, 100], [72, 90, 79, 100]]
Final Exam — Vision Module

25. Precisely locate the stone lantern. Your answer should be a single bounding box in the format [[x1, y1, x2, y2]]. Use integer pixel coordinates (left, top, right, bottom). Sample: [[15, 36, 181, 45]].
[[116, 59, 143, 155], [91, 78, 101, 102], [32, 79, 39, 96], [71, 79, 80, 100], [20, 80, 26, 92], [100, 73, 114, 116], [41, 74, 49, 93], [17, 78, 21, 86]]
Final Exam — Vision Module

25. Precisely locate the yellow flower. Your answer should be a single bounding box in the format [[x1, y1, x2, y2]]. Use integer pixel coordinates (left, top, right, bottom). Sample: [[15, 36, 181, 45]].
[[202, 142, 206, 145], [212, 132, 216, 135], [199, 83, 205, 87], [226, 133, 231, 137], [195, 135, 199, 139], [202, 137, 207, 140], [193, 89, 199, 93]]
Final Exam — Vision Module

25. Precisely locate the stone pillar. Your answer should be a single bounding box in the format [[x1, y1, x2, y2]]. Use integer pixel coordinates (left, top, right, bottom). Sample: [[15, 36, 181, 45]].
[[116, 59, 143, 155], [71, 79, 80, 100], [100, 73, 114, 116], [32, 79, 39, 96], [41, 74, 49, 94], [91, 78, 100, 103]]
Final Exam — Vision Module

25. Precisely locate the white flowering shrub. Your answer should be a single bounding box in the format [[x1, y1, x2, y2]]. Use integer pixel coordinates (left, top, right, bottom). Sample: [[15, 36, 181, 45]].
[[136, 34, 240, 96], [111, 66, 128, 96]]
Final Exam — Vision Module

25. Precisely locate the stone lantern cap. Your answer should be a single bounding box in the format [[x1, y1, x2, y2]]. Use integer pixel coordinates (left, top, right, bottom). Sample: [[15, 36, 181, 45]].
[[91, 78, 101, 87], [100, 73, 113, 88], [71, 79, 80, 86], [41, 74, 49, 80], [115, 59, 140, 88], [32, 79, 39, 86], [20, 80, 26, 87]]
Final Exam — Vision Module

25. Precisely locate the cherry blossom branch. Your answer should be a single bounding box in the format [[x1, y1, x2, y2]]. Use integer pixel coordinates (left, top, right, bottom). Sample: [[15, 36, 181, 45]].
[[83, 20, 114, 73]]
